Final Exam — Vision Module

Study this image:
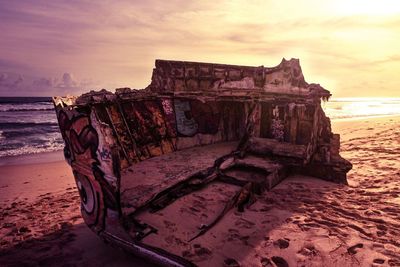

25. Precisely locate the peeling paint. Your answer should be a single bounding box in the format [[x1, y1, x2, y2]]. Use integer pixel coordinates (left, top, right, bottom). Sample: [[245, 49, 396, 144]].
[[52, 58, 351, 267]]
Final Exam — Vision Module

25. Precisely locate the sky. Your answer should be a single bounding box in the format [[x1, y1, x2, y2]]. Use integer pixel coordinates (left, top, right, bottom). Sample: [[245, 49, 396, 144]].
[[0, 0, 399, 97]]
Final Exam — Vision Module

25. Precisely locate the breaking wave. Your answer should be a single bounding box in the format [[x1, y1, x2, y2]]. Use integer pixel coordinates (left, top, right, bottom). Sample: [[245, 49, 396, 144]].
[[0, 97, 63, 158]]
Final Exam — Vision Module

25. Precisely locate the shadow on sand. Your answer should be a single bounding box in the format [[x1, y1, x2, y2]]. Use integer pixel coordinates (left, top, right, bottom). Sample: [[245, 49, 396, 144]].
[[0, 221, 153, 267], [2, 174, 400, 266]]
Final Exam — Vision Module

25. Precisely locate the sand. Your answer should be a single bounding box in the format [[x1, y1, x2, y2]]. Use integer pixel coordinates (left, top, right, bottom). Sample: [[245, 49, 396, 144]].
[[1, 115, 400, 266], [0, 153, 152, 267]]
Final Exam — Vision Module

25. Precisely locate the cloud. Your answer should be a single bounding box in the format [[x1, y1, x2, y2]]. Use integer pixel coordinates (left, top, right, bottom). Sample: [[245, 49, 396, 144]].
[[13, 75, 24, 86], [0, 71, 93, 96], [60, 73, 77, 88], [33, 77, 53, 87], [0, 73, 24, 89], [0, 1, 400, 97], [372, 54, 400, 65]]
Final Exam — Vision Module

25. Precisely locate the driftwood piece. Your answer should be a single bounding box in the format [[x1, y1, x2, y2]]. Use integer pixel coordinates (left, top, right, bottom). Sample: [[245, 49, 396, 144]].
[[248, 137, 306, 158], [189, 181, 254, 242]]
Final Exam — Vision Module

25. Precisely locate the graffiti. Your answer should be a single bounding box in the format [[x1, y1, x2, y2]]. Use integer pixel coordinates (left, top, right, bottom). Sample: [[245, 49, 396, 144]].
[[174, 100, 198, 136], [271, 119, 284, 141], [161, 98, 174, 115], [55, 108, 118, 231], [174, 100, 222, 137], [51, 59, 352, 266], [271, 106, 284, 141], [69, 125, 99, 156], [161, 99, 177, 138], [99, 147, 112, 160], [55, 98, 245, 234], [57, 111, 99, 159], [75, 172, 96, 215]]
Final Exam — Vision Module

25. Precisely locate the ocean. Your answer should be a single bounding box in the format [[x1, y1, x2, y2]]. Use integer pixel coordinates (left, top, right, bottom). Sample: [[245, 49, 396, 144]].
[[322, 97, 400, 120], [0, 97, 63, 158], [0, 97, 400, 158]]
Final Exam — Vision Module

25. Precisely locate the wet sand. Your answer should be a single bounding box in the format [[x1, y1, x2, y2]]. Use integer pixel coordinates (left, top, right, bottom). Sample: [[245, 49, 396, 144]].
[[1, 115, 400, 266]]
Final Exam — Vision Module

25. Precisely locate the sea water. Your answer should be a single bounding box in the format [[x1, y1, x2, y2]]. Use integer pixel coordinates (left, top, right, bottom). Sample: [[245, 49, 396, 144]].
[[0, 97, 63, 158], [323, 97, 400, 120], [0, 97, 399, 158]]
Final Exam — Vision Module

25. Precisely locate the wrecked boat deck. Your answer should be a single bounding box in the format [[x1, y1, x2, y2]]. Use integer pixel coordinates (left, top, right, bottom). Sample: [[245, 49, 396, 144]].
[[121, 142, 286, 215], [120, 141, 288, 265], [53, 58, 352, 266]]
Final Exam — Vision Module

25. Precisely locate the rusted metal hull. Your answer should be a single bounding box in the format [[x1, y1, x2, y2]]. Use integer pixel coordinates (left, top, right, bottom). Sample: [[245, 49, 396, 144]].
[[53, 58, 351, 266]]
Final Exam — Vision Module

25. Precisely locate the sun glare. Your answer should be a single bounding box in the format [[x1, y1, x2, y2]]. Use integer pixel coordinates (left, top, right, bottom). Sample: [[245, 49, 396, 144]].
[[331, 0, 400, 16]]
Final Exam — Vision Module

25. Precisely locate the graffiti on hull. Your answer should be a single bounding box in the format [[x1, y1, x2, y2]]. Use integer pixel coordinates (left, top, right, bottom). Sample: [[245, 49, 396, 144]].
[[174, 100, 198, 136], [55, 107, 119, 232]]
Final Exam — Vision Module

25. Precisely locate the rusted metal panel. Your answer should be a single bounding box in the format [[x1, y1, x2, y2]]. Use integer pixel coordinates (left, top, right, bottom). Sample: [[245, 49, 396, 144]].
[[53, 58, 351, 267]]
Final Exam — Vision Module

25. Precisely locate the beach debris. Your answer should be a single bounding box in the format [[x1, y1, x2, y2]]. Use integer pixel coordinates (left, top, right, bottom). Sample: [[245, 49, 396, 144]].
[[53, 58, 352, 266]]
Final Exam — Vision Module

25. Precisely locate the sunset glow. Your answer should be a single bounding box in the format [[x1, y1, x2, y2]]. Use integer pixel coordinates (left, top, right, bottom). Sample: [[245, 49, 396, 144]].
[[0, 0, 399, 97], [2, 2, 400, 266]]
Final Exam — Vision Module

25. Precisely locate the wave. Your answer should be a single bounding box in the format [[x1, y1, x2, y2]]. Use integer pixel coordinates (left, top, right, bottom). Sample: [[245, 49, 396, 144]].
[[0, 108, 54, 112], [0, 97, 63, 158], [1, 128, 61, 138], [323, 97, 400, 120], [0, 122, 58, 129], [328, 113, 400, 120], [0, 103, 54, 112], [0, 142, 64, 158], [0, 97, 52, 104]]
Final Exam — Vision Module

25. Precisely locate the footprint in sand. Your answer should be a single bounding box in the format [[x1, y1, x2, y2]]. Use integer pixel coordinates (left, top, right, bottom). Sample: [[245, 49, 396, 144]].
[[376, 224, 387, 237], [182, 244, 213, 262], [163, 220, 177, 231], [373, 258, 385, 264], [260, 257, 272, 266], [347, 243, 363, 255], [298, 244, 318, 257], [234, 218, 255, 229], [224, 258, 240, 267], [271, 256, 289, 267], [273, 238, 290, 249]]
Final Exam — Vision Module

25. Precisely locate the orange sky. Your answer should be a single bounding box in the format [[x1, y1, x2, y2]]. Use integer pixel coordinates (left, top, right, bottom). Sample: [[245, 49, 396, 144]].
[[0, 0, 399, 97]]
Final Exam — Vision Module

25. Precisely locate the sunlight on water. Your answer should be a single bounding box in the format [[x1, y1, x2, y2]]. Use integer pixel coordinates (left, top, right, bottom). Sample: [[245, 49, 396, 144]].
[[1, 97, 400, 158], [323, 97, 400, 120]]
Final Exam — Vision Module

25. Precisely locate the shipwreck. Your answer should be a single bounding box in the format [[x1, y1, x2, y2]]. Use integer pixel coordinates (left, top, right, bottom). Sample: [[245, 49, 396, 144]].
[[53, 58, 352, 266]]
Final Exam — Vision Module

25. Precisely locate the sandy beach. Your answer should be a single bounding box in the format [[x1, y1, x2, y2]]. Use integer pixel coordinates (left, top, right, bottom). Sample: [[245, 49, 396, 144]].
[[1, 115, 400, 266], [0, 154, 153, 267]]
